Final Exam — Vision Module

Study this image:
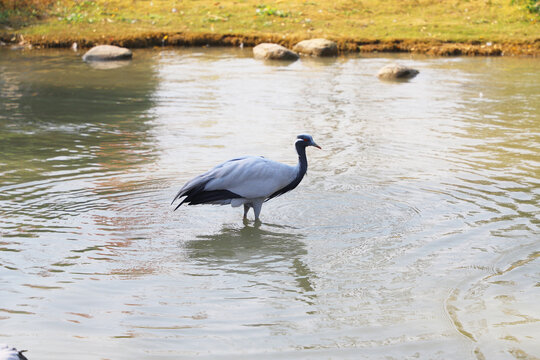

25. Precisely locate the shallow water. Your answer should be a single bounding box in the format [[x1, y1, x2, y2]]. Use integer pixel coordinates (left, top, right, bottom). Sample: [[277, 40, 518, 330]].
[[0, 47, 538, 359]]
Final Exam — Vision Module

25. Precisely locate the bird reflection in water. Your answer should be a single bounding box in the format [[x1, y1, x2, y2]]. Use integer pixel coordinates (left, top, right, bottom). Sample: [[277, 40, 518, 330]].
[[184, 223, 317, 298]]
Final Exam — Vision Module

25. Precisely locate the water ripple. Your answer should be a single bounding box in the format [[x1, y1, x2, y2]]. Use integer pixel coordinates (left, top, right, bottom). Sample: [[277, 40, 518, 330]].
[[0, 49, 538, 359]]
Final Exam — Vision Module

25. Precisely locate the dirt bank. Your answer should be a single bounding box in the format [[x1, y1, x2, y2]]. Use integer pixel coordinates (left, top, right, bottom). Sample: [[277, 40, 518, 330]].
[[2, 32, 539, 56]]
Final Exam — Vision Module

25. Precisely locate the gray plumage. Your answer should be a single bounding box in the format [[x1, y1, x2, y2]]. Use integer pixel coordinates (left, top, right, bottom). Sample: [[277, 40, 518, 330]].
[[0, 345, 28, 360], [172, 134, 320, 221]]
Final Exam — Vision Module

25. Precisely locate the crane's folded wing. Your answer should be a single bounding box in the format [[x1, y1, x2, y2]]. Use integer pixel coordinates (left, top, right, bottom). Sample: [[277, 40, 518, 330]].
[[203, 156, 297, 199]]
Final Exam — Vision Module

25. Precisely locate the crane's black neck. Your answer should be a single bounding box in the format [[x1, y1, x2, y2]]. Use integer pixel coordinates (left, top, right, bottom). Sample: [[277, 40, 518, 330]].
[[266, 141, 308, 201], [295, 140, 308, 176]]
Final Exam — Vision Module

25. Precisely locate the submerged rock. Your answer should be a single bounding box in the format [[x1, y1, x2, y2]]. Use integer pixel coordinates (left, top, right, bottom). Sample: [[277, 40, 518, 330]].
[[82, 45, 132, 62], [377, 64, 419, 81], [253, 43, 299, 61], [293, 38, 338, 57]]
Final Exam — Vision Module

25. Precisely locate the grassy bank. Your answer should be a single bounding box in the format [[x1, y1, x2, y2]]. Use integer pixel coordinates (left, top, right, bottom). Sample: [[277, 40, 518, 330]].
[[1, 0, 539, 55]]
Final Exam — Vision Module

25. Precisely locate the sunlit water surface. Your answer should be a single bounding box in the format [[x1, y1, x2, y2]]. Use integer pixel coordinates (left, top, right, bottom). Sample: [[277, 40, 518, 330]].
[[0, 48, 538, 359]]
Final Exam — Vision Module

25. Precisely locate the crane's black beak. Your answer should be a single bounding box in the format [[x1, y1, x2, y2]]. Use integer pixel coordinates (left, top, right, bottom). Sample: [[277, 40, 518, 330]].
[[312, 142, 321, 149]]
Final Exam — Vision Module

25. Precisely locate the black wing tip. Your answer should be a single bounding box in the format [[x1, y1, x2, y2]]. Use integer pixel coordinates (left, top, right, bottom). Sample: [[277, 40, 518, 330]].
[[173, 198, 187, 211], [171, 188, 187, 205], [172, 189, 242, 209]]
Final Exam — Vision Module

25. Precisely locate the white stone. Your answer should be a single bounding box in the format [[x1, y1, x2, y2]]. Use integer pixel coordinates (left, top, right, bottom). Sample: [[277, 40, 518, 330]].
[[82, 45, 132, 61], [293, 38, 338, 57], [377, 64, 419, 80], [253, 43, 299, 61]]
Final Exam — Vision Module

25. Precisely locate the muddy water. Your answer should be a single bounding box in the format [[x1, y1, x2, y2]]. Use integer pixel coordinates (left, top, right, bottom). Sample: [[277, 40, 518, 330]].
[[0, 48, 538, 359]]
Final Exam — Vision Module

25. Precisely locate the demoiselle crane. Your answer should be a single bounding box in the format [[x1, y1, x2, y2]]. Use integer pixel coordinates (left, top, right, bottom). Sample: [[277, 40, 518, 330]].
[[172, 134, 321, 221], [0, 345, 28, 360]]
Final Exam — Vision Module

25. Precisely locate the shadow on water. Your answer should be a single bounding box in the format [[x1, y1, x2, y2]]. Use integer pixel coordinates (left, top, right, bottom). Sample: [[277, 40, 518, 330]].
[[184, 222, 316, 294]]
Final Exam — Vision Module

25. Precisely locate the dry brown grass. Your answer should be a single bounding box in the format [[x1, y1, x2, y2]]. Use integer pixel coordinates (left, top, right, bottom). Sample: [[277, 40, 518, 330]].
[[0, 0, 52, 8], [0, 0, 55, 26], [0, 0, 55, 12], [1, 0, 539, 55]]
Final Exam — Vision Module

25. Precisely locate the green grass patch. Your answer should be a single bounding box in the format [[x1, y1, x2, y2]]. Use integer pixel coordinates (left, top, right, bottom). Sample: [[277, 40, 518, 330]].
[[512, 0, 540, 15], [256, 4, 291, 18], [1, 0, 539, 43]]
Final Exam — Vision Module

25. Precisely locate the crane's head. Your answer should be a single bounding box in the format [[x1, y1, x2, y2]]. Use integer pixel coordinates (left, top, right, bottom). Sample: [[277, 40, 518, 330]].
[[296, 134, 321, 149]]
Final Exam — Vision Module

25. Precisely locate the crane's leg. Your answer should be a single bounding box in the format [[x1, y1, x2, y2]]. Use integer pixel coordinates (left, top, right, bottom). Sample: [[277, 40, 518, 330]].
[[243, 204, 250, 219], [252, 201, 263, 222]]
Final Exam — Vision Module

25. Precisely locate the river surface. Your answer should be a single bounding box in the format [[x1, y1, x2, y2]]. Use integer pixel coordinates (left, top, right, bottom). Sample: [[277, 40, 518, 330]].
[[0, 47, 538, 359]]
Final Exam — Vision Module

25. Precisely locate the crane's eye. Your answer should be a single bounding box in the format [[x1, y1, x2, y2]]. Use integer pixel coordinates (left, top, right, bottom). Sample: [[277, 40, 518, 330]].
[[303, 138, 309, 141]]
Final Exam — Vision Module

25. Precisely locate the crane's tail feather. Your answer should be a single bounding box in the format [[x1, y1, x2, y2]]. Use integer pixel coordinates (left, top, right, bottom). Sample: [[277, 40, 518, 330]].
[[174, 197, 188, 211], [171, 188, 188, 205], [172, 183, 242, 211], [171, 174, 209, 205], [172, 182, 207, 208], [183, 189, 241, 205], [171, 192, 181, 205]]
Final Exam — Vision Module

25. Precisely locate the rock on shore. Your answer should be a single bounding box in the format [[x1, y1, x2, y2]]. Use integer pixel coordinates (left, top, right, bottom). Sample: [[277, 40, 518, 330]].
[[377, 64, 419, 80], [293, 38, 338, 57], [82, 45, 133, 61], [253, 43, 299, 61]]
